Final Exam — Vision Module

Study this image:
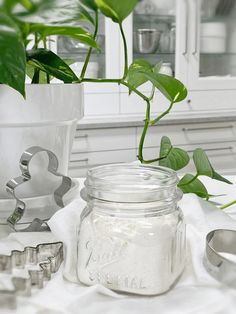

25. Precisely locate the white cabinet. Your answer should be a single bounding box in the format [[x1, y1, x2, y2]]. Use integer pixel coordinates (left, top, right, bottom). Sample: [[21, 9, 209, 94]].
[[120, 0, 236, 115], [69, 119, 236, 177], [187, 0, 236, 91], [68, 127, 137, 177], [50, 1, 236, 118]]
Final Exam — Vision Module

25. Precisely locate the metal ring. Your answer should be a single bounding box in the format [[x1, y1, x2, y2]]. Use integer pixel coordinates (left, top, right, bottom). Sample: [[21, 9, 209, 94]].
[[204, 229, 236, 288]]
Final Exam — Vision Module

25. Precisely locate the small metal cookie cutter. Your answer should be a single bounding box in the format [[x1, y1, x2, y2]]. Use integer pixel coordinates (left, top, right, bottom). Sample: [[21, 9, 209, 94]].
[[204, 229, 236, 288], [0, 241, 63, 309], [6, 146, 73, 232]]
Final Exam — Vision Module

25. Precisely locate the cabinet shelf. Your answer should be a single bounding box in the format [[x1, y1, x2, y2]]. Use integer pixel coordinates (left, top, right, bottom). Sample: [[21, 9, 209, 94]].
[[59, 52, 105, 61], [200, 52, 236, 57], [134, 52, 175, 57], [202, 15, 236, 23], [134, 13, 175, 23]]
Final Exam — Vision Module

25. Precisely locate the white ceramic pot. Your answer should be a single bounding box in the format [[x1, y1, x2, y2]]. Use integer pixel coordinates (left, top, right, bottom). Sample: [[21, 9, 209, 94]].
[[0, 84, 83, 200]]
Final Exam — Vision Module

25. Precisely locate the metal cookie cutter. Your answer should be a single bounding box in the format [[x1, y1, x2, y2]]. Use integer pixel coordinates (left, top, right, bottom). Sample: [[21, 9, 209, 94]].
[[204, 229, 236, 288], [6, 146, 73, 232], [0, 241, 63, 309]]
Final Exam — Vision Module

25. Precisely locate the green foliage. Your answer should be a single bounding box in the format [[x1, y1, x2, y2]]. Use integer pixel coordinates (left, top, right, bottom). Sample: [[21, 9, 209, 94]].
[[31, 25, 99, 49], [193, 148, 232, 184], [81, 0, 98, 11], [27, 49, 78, 83], [143, 72, 187, 103], [0, 12, 26, 97], [127, 59, 152, 89], [95, 0, 137, 23], [0, 0, 232, 205], [156, 137, 231, 199], [159, 136, 190, 171], [178, 174, 209, 198], [127, 59, 187, 103], [13, 0, 95, 26], [26, 63, 51, 83]]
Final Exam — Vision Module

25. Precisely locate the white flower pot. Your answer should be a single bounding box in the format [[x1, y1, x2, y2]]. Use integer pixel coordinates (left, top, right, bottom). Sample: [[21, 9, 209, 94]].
[[0, 83, 83, 203]]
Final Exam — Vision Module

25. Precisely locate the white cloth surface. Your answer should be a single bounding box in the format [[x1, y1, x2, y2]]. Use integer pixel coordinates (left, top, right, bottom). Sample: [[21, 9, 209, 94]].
[[1, 178, 236, 314]]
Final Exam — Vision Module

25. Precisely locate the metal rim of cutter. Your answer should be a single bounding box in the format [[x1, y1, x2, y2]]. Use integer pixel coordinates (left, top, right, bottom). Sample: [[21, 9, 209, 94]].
[[6, 146, 73, 232], [204, 229, 236, 288]]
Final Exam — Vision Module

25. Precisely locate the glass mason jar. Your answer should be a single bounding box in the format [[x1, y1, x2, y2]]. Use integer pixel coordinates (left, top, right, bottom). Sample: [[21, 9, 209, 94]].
[[77, 163, 186, 295]]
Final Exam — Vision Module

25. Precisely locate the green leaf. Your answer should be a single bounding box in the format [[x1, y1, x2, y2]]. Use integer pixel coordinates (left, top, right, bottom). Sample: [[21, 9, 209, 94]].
[[14, 0, 95, 26], [1, 0, 18, 13], [31, 25, 99, 50], [26, 62, 53, 83], [153, 61, 163, 74], [127, 59, 153, 90], [95, 0, 137, 23], [159, 136, 190, 171], [141, 71, 188, 103], [178, 174, 209, 198], [81, 0, 98, 11], [126, 60, 187, 103], [0, 13, 26, 97], [193, 148, 232, 184], [26, 49, 78, 83]]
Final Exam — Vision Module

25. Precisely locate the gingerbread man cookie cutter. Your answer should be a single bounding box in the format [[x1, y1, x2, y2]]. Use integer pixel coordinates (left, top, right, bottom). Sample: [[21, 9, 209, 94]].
[[6, 146, 73, 232]]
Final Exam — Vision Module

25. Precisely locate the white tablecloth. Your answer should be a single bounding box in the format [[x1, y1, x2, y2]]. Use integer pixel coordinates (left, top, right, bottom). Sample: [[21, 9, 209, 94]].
[[1, 177, 236, 314]]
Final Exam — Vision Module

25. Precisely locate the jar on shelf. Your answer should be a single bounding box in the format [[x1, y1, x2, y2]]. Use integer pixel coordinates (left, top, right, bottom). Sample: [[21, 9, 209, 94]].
[[169, 22, 176, 53], [77, 163, 186, 295], [159, 62, 173, 76]]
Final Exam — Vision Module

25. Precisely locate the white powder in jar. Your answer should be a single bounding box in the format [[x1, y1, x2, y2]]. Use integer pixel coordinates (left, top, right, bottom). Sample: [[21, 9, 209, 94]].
[[77, 209, 186, 295]]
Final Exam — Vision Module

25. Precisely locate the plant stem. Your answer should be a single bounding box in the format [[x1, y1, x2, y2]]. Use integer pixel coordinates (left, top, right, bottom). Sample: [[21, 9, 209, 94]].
[[149, 85, 155, 101], [121, 81, 149, 101], [81, 78, 149, 102], [138, 99, 150, 163], [43, 38, 50, 84], [31, 69, 40, 84], [81, 78, 121, 83], [32, 32, 39, 84], [80, 10, 99, 79], [33, 32, 39, 49], [150, 101, 174, 125], [141, 154, 169, 164], [119, 23, 128, 79], [220, 199, 236, 210]]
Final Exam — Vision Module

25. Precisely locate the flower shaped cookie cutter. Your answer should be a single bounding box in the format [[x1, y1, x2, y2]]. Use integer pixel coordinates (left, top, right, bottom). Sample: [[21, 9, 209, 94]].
[[0, 241, 63, 309], [6, 146, 73, 232]]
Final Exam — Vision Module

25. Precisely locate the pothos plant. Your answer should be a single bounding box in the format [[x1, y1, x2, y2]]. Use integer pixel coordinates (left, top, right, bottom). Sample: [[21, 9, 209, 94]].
[[0, 0, 234, 207]]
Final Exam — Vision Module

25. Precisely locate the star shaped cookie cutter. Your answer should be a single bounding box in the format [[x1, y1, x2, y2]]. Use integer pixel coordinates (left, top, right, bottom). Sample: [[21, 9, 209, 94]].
[[0, 241, 63, 309], [6, 146, 73, 232]]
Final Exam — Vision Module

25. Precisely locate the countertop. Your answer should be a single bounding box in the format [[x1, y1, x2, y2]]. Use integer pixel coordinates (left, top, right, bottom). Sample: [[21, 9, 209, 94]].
[[1, 176, 236, 313], [77, 111, 236, 129]]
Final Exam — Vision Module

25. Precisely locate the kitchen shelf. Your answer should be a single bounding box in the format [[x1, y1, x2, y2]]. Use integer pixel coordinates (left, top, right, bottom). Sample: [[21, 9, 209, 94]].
[[201, 15, 236, 23], [58, 52, 105, 62], [134, 52, 175, 57], [200, 53, 236, 56], [133, 53, 175, 67], [134, 13, 175, 23]]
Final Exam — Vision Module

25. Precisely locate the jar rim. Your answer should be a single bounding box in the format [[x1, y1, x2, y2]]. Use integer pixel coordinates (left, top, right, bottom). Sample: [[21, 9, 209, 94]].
[[83, 163, 180, 203]]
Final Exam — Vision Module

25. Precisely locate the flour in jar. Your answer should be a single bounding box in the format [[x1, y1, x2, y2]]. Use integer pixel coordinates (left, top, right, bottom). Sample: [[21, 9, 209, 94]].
[[77, 209, 186, 295]]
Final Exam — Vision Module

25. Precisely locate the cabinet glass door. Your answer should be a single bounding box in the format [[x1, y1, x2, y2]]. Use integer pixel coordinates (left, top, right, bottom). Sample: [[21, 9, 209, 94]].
[[133, 0, 177, 80], [55, 13, 106, 79], [189, 0, 236, 90]]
